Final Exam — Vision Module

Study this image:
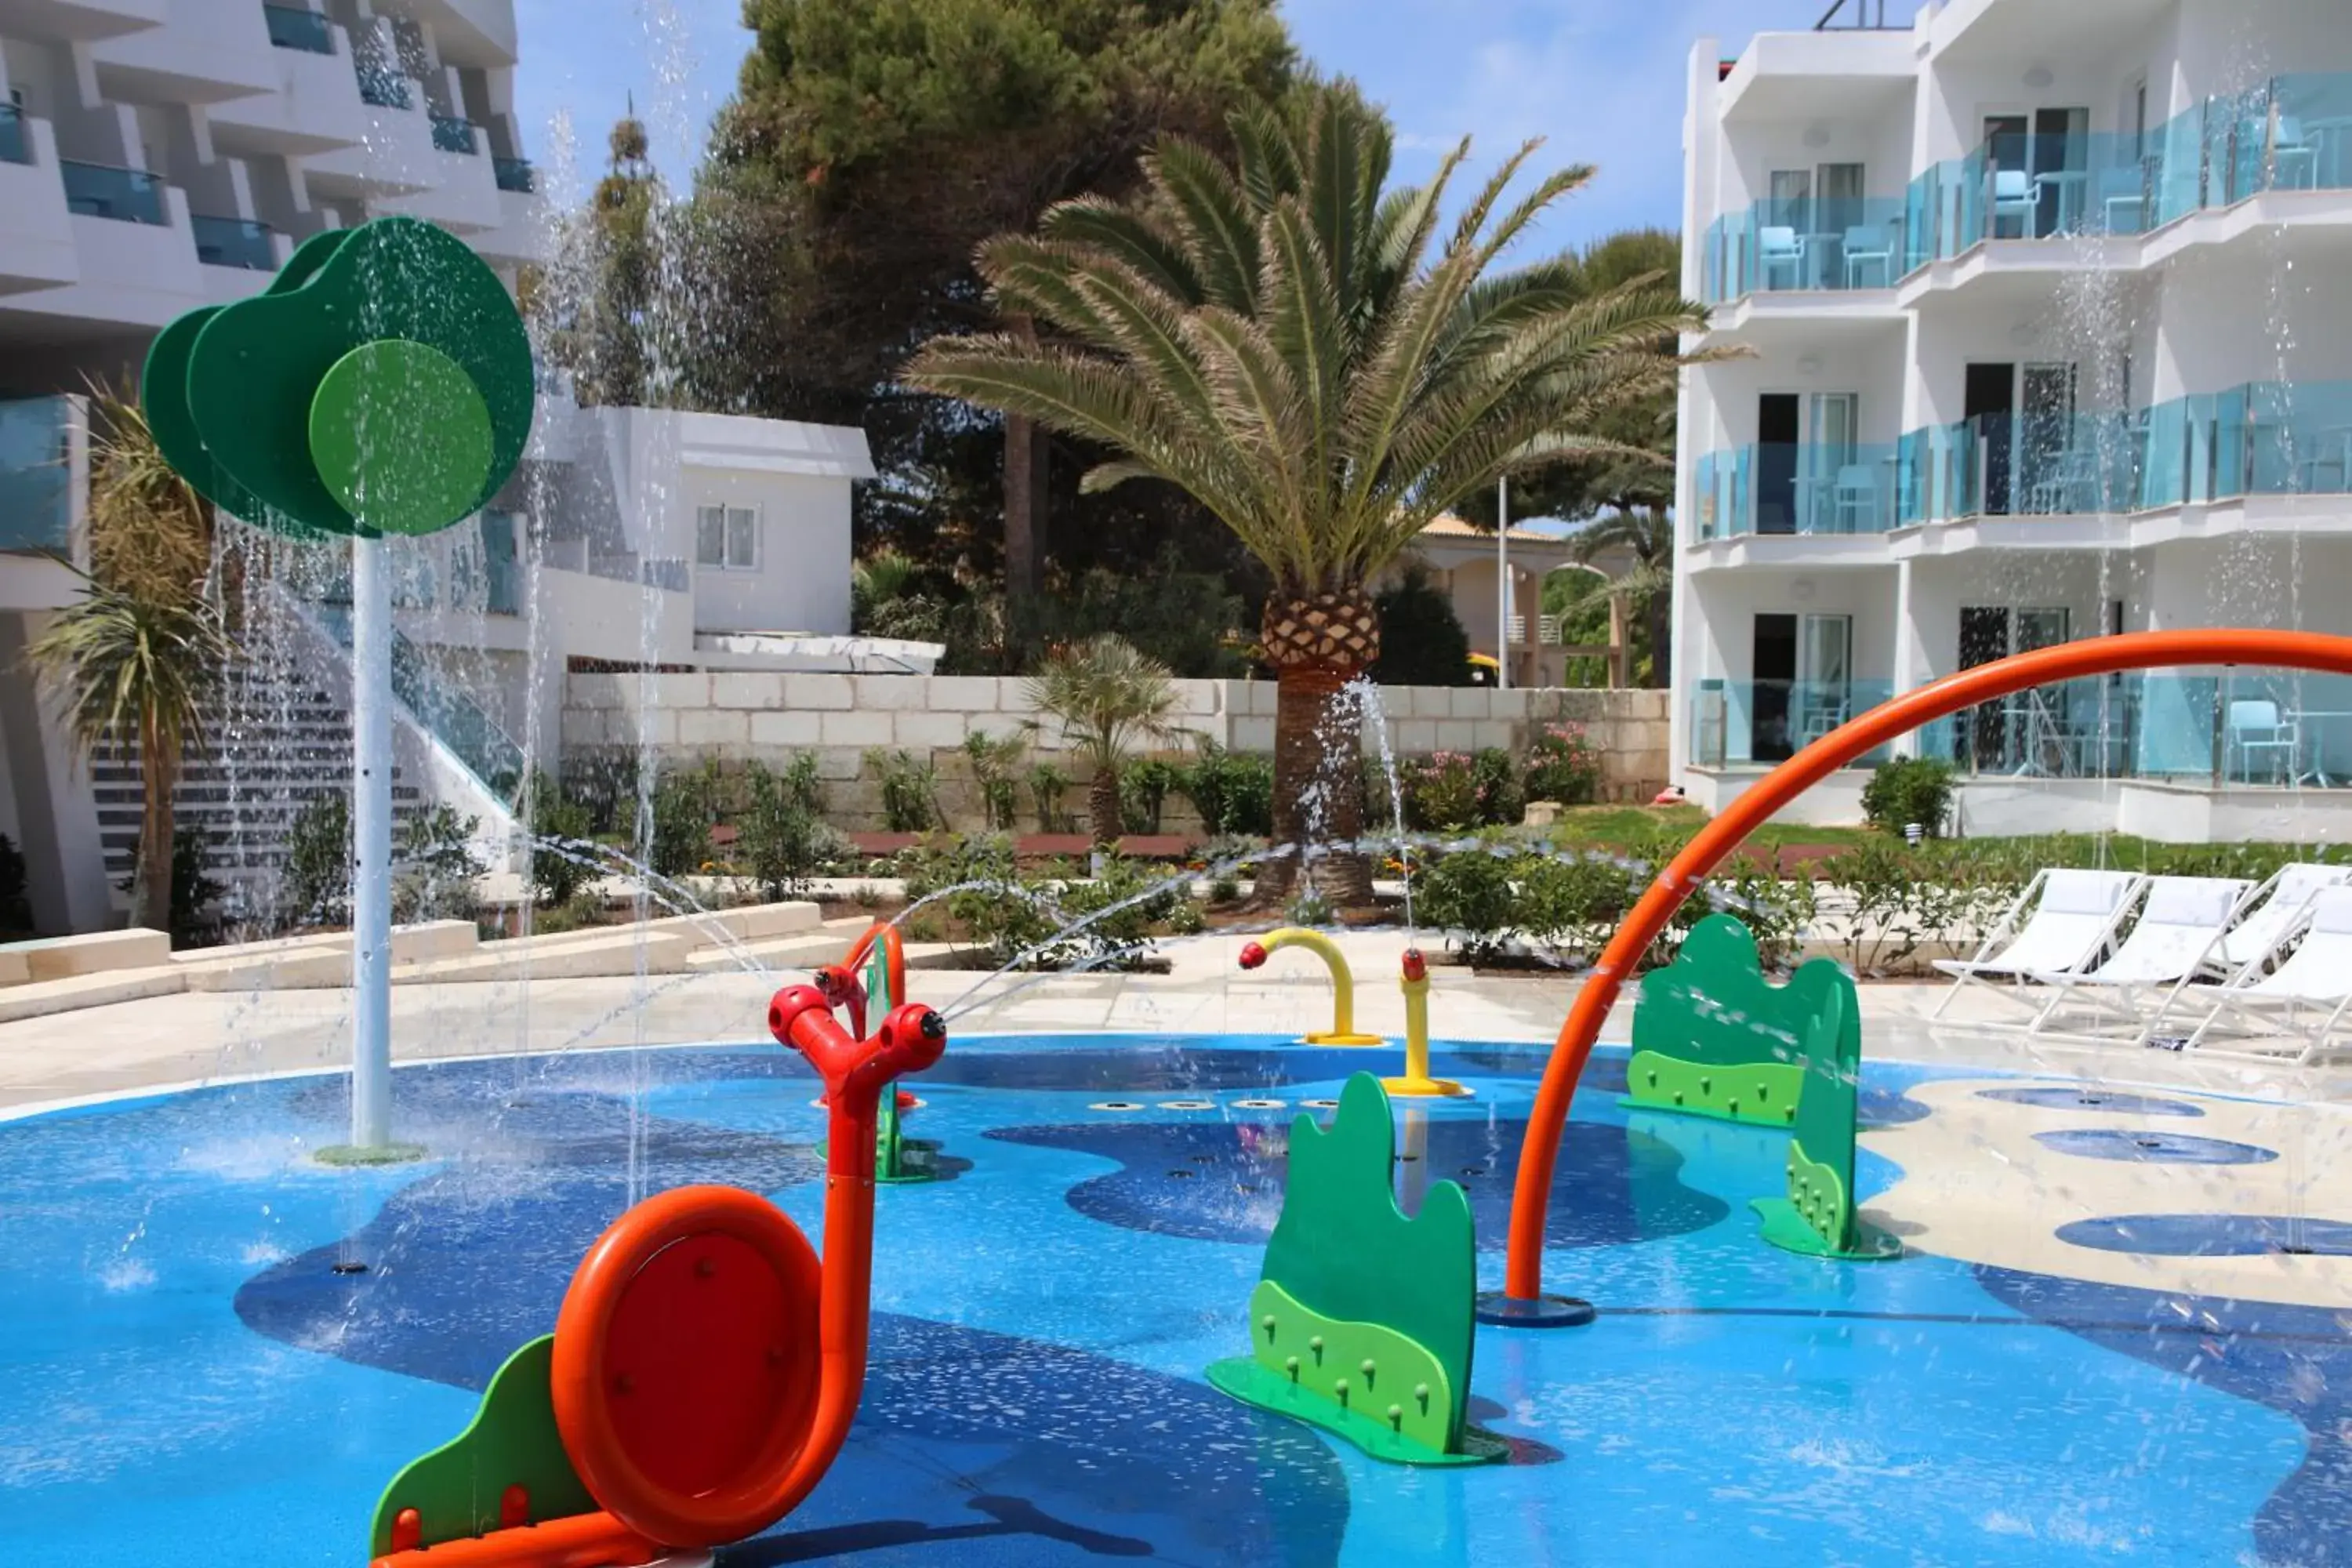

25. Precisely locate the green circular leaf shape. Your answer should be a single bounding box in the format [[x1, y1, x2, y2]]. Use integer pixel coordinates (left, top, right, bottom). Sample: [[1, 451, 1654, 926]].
[[308, 339, 495, 536]]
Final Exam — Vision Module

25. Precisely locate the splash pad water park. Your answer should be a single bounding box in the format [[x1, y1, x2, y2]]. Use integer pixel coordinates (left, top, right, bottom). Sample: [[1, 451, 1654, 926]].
[[5, 212, 2350, 1555], [9, 57, 2352, 1563]]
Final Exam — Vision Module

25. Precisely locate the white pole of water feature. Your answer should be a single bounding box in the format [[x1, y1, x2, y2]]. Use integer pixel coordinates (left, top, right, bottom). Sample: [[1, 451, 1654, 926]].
[[1496, 474, 1511, 691], [350, 532, 394, 1149]]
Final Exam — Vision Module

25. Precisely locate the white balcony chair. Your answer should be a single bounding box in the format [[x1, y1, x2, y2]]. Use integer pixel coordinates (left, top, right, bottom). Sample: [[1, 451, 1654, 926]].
[[2179, 885, 2352, 1062], [2022, 874, 2254, 1039], [2273, 114, 2320, 190], [1832, 463, 1881, 532], [1991, 168, 2038, 238], [1758, 226, 1808, 289], [2226, 699, 2299, 784], [1930, 868, 2145, 1022], [1842, 224, 1895, 287], [2096, 163, 2151, 232]]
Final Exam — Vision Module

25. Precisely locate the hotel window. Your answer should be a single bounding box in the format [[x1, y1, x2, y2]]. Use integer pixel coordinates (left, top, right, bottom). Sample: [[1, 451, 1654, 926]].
[[695, 503, 758, 570]]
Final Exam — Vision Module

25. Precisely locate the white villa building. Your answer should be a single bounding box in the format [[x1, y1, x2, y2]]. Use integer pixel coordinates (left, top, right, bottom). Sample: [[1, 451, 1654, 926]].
[[0, 0, 879, 933], [1672, 0, 2352, 840]]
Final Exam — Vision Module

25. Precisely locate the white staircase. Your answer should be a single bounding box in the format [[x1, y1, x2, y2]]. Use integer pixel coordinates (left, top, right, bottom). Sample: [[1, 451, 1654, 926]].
[[89, 645, 427, 913]]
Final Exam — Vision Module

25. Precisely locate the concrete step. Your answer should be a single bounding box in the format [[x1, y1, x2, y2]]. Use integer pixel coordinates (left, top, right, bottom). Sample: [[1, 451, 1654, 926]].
[[2, 928, 173, 983]]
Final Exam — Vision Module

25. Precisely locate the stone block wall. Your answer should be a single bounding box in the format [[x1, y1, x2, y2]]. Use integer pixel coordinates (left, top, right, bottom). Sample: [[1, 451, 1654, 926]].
[[562, 672, 1669, 833]]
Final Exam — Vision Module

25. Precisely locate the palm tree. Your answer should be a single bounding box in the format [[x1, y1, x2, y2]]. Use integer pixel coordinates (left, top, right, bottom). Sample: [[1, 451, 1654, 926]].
[[906, 83, 1707, 903], [25, 386, 228, 934], [1557, 432, 1674, 687], [1021, 635, 1183, 848]]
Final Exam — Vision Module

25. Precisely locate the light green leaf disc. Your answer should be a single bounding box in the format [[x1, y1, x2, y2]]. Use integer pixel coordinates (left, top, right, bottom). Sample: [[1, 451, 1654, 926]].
[[308, 338, 495, 536]]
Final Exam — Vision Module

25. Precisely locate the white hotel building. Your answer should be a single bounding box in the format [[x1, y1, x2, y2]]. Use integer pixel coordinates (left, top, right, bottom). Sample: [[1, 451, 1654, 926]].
[[0, 0, 880, 935], [1671, 0, 2352, 841]]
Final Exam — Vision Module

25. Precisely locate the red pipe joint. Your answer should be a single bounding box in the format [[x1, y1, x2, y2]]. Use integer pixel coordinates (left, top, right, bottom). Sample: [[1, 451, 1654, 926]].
[[1236, 942, 1269, 971]]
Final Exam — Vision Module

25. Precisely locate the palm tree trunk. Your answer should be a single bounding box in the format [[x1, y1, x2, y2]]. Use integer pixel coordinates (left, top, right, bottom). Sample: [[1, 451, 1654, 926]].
[[132, 717, 175, 935], [1002, 314, 1045, 612], [1256, 666, 1376, 910], [1087, 760, 1121, 851], [1646, 590, 1671, 689]]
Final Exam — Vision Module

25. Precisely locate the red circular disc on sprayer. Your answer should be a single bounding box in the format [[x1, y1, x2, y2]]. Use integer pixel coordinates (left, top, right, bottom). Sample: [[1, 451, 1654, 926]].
[[550, 1185, 821, 1547]]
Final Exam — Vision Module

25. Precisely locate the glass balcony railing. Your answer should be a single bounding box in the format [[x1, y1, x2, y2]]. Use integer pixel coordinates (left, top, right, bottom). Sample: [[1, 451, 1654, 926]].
[[1691, 442, 1903, 540], [1895, 73, 2352, 274], [190, 214, 277, 270], [1893, 412, 2143, 523], [0, 103, 29, 166], [1710, 383, 2352, 539], [1690, 681, 1897, 769], [492, 156, 535, 193], [60, 162, 166, 224], [261, 3, 334, 53], [0, 397, 73, 554], [307, 597, 527, 796], [430, 115, 477, 154], [1699, 198, 1909, 303], [356, 62, 410, 109], [1910, 670, 2352, 789]]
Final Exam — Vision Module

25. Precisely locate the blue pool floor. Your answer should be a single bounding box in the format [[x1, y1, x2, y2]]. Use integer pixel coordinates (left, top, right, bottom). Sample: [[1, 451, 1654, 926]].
[[0, 1035, 2336, 1566]]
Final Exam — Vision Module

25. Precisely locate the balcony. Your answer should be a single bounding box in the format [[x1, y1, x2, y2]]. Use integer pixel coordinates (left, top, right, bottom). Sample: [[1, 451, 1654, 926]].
[[1690, 680, 1897, 768], [1700, 198, 1908, 303], [59, 161, 165, 224], [357, 60, 412, 109], [492, 156, 534, 193], [261, 2, 333, 52], [1693, 442, 1902, 540], [1901, 74, 2352, 276], [430, 114, 477, 154], [1886, 381, 2352, 527], [0, 397, 76, 554], [1917, 672, 2352, 790], [190, 214, 277, 270]]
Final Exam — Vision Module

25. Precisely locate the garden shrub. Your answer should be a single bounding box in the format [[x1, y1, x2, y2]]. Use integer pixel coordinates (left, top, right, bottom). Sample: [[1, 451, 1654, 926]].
[[1177, 742, 1273, 837], [1860, 756, 1956, 838], [865, 748, 941, 833], [284, 791, 352, 925], [648, 764, 716, 877], [1120, 757, 1180, 835], [738, 755, 840, 898], [525, 771, 598, 909], [394, 804, 487, 924], [1405, 752, 1482, 831], [1472, 746, 1524, 826], [1029, 763, 1075, 834], [1523, 722, 1602, 805], [963, 731, 1025, 830]]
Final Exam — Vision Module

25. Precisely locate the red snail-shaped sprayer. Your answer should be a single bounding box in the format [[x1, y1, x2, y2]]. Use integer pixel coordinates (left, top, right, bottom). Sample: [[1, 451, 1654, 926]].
[[369, 989, 945, 1567]]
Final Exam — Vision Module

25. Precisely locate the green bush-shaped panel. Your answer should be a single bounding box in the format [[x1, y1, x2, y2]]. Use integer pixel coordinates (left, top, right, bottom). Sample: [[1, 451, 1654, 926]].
[[1626, 914, 1857, 1121], [1258, 1072, 1475, 1451]]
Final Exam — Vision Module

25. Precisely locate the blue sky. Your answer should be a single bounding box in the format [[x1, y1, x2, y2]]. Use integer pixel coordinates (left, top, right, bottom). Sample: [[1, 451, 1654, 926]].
[[512, 0, 1903, 251]]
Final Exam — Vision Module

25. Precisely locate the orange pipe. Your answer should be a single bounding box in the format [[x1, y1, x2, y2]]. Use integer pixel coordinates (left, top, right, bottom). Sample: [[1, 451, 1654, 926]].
[[844, 920, 906, 1014], [1502, 630, 2352, 1305], [369, 1509, 655, 1568]]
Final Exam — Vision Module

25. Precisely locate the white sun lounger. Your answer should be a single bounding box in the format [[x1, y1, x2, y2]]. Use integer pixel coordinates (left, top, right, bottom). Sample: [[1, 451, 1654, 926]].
[[2216, 862, 2352, 973], [1930, 868, 2145, 1022], [2022, 875, 2253, 1039], [2179, 884, 2352, 1062]]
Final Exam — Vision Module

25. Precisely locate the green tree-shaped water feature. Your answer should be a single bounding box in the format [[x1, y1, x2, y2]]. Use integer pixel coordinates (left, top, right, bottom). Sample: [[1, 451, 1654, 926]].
[[1622, 913, 1858, 1128], [1207, 1073, 1501, 1464], [142, 216, 533, 1156]]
